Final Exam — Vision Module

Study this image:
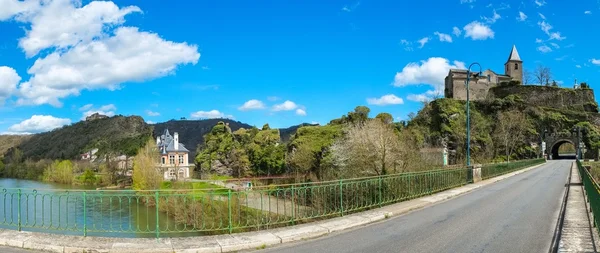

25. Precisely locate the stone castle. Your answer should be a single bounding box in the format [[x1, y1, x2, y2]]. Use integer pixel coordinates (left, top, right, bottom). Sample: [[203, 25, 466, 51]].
[[444, 45, 523, 100]]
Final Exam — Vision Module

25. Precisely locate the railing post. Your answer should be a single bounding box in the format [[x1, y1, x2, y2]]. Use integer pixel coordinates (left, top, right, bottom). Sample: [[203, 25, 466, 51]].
[[155, 191, 159, 239], [228, 189, 233, 234], [378, 176, 383, 207], [291, 185, 295, 225], [339, 180, 344, 216], [17, 189, 21, 232], [83, 191, 87, 237]]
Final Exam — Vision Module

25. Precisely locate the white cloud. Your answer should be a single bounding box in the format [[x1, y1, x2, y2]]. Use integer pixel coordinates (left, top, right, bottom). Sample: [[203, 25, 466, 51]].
[[550, 42, 560, 49], [272, 100, 298, 111], [452, 27, 462, 36], [190, 110, 233, 119], [538, 21, 552, 34], [555, 55, 567, 61], [417, 37, 429, 48], [576, 64, 582, 68], [146, 120, 155, 124], [238, 99, 266, 111], [539, 13, 546, 20], [366, 94, 404, 106], [1, 0, 200, 107], [400, 39, 413, 51], [81, 104, 116, 120], [0, 0, 41, 21], [341, 2, 360, 12], [537, 45, 552, 53], [460, 0, 475, 3], [17, 0, 142, 57], [78, 104, 93, 111], [517, 11, 527, 21], [591, 59, 600, 65], [295, 108, 307, 116], [434, 32, 453, 42], [8, 115, 71, 133], [17, 27, 200, 107], [482, 10, 501, 24], [393, 57, 465, 92], [534, 0, 546, 6], [585, 10, 592, 14], [145, 110, 160, 116], [267, 96, 280, 101], [535, 38, 543, 43], [549, 32, 566, 40], [463, 21, 495, 40], [0, 66, 20, 101]]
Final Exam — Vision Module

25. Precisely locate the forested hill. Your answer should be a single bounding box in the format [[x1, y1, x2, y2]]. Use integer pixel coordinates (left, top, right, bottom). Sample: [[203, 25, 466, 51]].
[[3, 115, 152, 161]]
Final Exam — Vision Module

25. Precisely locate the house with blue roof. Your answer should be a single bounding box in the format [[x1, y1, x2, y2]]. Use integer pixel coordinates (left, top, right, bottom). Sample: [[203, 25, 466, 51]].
[[156, 129, 191, 180]]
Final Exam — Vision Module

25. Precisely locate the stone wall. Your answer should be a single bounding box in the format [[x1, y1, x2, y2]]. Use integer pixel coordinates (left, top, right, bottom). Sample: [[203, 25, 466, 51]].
[[488, 86, 598, 113]]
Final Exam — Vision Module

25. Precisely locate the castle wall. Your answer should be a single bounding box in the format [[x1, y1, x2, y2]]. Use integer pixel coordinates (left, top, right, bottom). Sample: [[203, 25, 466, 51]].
[[445, 71, 495, 101], [488, 86, 598, 113]]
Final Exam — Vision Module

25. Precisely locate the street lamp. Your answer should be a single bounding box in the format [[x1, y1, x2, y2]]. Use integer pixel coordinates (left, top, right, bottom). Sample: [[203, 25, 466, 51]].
[[572, 127, 582, 160], [466, 62, 482, 167]]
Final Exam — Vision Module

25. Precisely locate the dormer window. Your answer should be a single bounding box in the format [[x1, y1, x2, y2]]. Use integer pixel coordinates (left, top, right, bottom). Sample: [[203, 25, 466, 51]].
[[515, 63, 518, 70]]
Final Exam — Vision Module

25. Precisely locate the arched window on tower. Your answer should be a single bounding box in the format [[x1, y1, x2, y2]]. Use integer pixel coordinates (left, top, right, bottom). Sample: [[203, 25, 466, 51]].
[[515, 63, 518, 70]]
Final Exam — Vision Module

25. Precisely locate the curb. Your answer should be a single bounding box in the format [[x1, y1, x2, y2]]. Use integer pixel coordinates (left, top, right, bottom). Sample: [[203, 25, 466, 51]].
[[0, 162, 547, 253], [548, 162, 572, 253]]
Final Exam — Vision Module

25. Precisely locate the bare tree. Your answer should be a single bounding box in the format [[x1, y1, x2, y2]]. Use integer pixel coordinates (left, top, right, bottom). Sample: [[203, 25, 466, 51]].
[[534, 65, 552, 86], [523, 69, 533, 85], [493, 111, 531, 162], [331, 120, 403, 177]]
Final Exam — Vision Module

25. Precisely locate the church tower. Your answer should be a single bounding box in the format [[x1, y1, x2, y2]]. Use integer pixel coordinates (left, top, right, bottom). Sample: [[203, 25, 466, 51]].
[[504, 45, 523, 84]]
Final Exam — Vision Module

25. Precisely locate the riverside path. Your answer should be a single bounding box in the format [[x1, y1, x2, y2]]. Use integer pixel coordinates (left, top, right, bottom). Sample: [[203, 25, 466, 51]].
[[257, 160, 573, 253]]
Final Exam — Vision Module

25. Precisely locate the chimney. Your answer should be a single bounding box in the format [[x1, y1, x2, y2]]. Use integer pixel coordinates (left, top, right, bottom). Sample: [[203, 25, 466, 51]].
[[174, 132, 179, 150]]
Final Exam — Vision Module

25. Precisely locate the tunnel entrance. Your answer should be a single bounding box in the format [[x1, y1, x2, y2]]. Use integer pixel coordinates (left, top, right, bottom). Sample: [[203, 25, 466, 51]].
[[550, 140, 576, 160]]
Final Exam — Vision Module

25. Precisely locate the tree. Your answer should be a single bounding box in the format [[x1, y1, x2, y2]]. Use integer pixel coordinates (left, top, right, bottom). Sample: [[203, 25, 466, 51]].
[[331, 120, 403, 177], [523, 69, 533, 85], [493, 111, 531, 162], [375, 113, 394, 124], [551, 80, 558, 87], [534, 65, 552, 86], [286, 125, 343, 180], [581, 82, 590, 89], [132, 139, 162, 190], [348, 106, 371, 125]]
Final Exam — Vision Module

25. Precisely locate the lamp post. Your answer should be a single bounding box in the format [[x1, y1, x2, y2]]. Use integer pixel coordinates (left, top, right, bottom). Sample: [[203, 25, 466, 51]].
[[572, 126, 582, 160], [465, 62, 482, 167]]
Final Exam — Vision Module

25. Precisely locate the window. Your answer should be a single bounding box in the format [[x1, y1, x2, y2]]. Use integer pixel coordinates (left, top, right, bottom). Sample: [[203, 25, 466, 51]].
[[515, 63, 518, 70], [161, 157, 165, 164], [169, 169, 175, 177], [178, 155, 184, 164], [169, 155, 175, 164]]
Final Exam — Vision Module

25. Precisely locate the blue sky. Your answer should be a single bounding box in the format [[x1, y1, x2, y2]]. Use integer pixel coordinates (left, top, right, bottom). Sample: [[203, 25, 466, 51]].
[[0, 0, 599, 134]]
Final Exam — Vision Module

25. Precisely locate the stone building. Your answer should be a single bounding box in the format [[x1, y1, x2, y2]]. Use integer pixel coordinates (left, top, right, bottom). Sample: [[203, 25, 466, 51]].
[[444, 45, 523, 101]]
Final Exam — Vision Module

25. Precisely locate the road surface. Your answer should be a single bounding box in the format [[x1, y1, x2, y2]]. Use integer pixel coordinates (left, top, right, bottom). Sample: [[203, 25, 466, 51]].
[[257, 160, 571, 253]]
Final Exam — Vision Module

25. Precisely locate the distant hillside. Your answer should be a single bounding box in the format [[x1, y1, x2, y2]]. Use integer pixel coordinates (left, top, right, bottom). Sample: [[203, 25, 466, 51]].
[[4, 115, 152, 161], [152, 119, 253, 160], [0, 135, 31, 157], [279, 123, 319, 142]]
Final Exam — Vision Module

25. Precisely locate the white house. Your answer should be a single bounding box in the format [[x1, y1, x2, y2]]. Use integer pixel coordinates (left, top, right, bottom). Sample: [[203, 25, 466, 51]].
[[156, 129, 191, 180]]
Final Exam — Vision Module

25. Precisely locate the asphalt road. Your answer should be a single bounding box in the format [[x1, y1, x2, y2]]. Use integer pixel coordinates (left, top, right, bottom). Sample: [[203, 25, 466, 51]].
[[257, 160, 571, 253]]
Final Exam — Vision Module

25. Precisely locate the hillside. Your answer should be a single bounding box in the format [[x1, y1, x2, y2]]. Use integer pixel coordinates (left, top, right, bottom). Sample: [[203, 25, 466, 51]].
[[4, 115, 152, 161], [279, 123, 319, 142], [0, 135, 31, 156]]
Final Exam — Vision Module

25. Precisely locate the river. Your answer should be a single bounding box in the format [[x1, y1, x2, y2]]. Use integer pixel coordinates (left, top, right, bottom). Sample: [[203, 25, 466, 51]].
[[0, 178, 202, 238]]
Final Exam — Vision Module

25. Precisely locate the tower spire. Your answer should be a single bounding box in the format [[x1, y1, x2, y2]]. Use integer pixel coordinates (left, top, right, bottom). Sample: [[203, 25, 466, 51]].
[[507, 45, 522, 62]]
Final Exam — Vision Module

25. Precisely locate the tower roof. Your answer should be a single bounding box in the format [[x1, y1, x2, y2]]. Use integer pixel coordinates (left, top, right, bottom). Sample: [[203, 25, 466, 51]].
[[507, 45, 522, 62]]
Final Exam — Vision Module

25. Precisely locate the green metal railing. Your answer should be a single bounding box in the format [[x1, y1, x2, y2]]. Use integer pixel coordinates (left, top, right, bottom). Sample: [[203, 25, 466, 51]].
[[481, 158, 546, 180], [576, 160, 600, 235], [0, 159, 543, 238]]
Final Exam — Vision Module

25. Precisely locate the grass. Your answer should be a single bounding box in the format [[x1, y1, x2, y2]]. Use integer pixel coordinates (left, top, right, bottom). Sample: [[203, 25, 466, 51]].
[[583, 161, 600, 183]]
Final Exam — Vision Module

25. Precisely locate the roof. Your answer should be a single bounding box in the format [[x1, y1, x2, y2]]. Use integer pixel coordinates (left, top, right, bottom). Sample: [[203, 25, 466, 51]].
[[157, 129, 189, 154], [507, 45, 522, 62]]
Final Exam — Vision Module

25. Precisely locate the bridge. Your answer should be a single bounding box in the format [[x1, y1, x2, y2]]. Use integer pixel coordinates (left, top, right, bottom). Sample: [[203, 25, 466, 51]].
[[1, 159, 598, 253]]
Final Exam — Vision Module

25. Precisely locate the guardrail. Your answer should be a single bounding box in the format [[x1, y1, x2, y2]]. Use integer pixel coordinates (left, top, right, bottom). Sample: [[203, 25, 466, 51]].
[[576, 159, 600, 235], [0, 159, 543, 238], [481, 158, 546, 180]]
